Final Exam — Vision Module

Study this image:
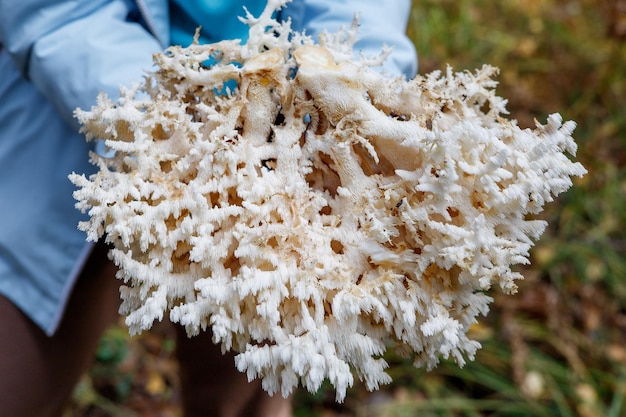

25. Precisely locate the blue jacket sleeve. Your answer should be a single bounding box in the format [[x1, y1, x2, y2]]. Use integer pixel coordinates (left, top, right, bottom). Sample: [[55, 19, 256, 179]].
[[281, 0, 418, 78], [0, 0, 168, 130]]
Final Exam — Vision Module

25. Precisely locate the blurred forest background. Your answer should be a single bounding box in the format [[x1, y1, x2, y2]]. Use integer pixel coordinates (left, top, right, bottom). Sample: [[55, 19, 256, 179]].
[[65, 0, 626, 415]]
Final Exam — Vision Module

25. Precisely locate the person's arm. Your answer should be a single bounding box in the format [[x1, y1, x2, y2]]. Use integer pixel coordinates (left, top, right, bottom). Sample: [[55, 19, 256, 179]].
[[281, 0, 418, 78], [0, 0, 168, 130]]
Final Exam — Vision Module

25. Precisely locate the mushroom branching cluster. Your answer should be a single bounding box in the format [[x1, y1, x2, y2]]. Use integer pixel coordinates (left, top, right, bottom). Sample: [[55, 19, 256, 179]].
[[70, 0, 586, 401]]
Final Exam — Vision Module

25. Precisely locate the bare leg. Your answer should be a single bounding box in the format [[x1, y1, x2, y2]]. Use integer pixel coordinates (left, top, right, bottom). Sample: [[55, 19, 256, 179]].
[[175, 326, 292, 417], [0, 242, 120, 417]]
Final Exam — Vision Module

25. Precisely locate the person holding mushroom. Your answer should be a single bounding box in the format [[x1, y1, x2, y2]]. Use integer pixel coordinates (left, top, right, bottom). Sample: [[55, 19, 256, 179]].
[[0, 1, 417, 416]]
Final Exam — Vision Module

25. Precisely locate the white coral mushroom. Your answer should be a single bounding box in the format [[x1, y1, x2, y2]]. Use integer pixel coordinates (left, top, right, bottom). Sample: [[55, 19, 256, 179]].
[[70, 0, 586, 401]]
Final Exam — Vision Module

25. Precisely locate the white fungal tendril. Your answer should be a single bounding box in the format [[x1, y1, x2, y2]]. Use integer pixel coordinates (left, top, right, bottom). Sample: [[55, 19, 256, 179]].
[[70, 0, 586, 402]]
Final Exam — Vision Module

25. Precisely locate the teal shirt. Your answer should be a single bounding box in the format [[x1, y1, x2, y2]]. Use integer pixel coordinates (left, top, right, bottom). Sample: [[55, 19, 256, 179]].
[[169, 0, 267, 46]]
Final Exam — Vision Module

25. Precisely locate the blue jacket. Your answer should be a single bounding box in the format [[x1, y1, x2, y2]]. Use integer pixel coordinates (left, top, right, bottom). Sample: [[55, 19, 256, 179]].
[[0, 0, 417, 335]]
